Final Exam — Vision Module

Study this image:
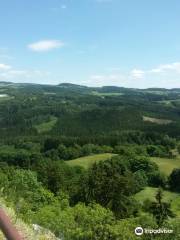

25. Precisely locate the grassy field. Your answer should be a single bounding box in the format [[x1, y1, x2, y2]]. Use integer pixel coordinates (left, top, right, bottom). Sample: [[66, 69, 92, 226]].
[[35, 116, 58, 133], [135, 187, 180, 216], [151, 157, 180, 175], [0, 94, 13, 102], [67, 153, 180, 173], [143, 116, 173, 125], [91, 91, 124, 97], [67, 153, 116, 169], [67, 153, 180, 216]]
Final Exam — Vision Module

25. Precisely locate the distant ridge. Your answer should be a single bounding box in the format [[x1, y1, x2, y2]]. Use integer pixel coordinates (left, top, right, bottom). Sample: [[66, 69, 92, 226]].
[[58, 83, 88, 88], [1, 81, 180, 92], [0, 81, 13, 84]]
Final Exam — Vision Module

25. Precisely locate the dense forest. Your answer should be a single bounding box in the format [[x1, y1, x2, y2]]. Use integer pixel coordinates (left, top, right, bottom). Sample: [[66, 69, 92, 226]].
[[0, 81, 179, 239]]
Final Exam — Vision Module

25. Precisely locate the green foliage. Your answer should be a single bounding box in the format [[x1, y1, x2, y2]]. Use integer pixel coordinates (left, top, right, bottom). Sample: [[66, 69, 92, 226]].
[[148, 171, 167, 188], [146, 188, 175, 226], [135, 187, 180, 217], [0, 147, 42, 168], [151, 156, 180, 175], [126, 155, 164, 187], [133, 170, 148, 192], [177, 144, 180, 154], [35, 116, 57, 133], [78, 158, 139, 218], [67, 153, 116, 169], [3, 169, 54, 212], [147, 145, 171, 158], [34, 202, 115, 240], [35, 202, 161, 240], [0, 84, 180, 239], [114, 145, 147, 157], [169, 168, 180, 192], [43, 138, 60, 152], [34, 159, 84, 195]]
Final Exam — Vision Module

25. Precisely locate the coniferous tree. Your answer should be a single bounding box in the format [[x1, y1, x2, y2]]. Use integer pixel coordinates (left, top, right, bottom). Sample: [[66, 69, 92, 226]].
[[148, 188, 175, 226]]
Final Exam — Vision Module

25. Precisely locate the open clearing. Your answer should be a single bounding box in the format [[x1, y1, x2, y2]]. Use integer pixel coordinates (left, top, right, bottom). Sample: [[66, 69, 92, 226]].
[[67, 153, 116, 169], [35, 116, 58, 133], [0, 94, 13, 102], [151, 157, 180, 175], [68, 153, 180, 173], [135, 187, 180, 216], [91, 91, 124, 97], [144, 90, 169, 95], [143, 116, 173, 125]]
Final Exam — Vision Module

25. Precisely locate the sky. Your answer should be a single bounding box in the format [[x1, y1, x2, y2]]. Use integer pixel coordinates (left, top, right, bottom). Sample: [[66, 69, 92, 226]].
[[0, 0, 180, 88]]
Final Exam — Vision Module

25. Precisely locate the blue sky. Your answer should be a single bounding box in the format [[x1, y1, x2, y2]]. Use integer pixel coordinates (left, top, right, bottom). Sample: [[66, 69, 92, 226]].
[[0, 0, 180, 88]]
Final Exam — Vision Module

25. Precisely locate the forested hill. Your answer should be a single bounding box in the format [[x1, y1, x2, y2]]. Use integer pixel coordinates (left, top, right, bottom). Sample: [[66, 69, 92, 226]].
[[0, 81, 180, 142], [0, 81, 180, 239]]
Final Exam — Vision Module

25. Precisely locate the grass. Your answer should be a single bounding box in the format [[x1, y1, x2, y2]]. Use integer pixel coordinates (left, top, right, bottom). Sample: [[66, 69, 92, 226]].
[[35, 116, 57, 133], [143, 116, 173, 125], [91, 91, 124, 97], [67, 152, 180, 216], [67, 153, 116, 169], [145, 91, 169, 95], [0, 94, 13, 102], [135, 187, 180, 216], [68, 152, 180, 173], [158, 100, 175, 107], [151, 157, 180, 175], [156, 99, 180, 108]]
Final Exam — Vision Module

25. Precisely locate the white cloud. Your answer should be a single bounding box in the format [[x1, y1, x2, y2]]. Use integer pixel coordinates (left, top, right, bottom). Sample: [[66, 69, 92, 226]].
[[87, 73, 126, 87], [0, 62, 52, 84], [28, 40, 64, 52], [130, 62, 180, 79], [150, 62, 180, 73], [87, 61, 180, 88], [0, 63, 12, 70], [131, 69, 145, 79]]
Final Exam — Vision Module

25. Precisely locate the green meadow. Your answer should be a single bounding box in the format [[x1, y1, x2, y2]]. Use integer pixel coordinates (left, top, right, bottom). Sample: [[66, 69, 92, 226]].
[[35, 116, 58, 133], [135, 187, 180, 217], [151, 156, 180, 175], [67, 153, 116, 169]]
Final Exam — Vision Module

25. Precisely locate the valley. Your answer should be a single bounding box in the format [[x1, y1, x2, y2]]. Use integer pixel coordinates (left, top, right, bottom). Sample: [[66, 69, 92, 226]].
[[0, 82, 179, 239]]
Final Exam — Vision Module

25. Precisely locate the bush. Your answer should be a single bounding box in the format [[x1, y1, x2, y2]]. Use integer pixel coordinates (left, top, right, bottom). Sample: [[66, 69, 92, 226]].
[[34, 202, 116, 240], [146, 145, 170, 158]]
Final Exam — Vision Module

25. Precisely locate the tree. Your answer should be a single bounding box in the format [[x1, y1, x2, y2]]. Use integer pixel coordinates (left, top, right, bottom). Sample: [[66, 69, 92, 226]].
[[34, 159, 84, 196], [15, 170, 53, 204], [79, 158, 138, 218], [43, 138, 59, 152], [129, 156, 158, 174], [34, 202, 116, 240], [147, 188, 174, 226], [169, 168, 180, 192], [148, 171, 167, 187], [128, 155, 163, 187], [177, 144, 180, 154], [133, 170, 148, 192]]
